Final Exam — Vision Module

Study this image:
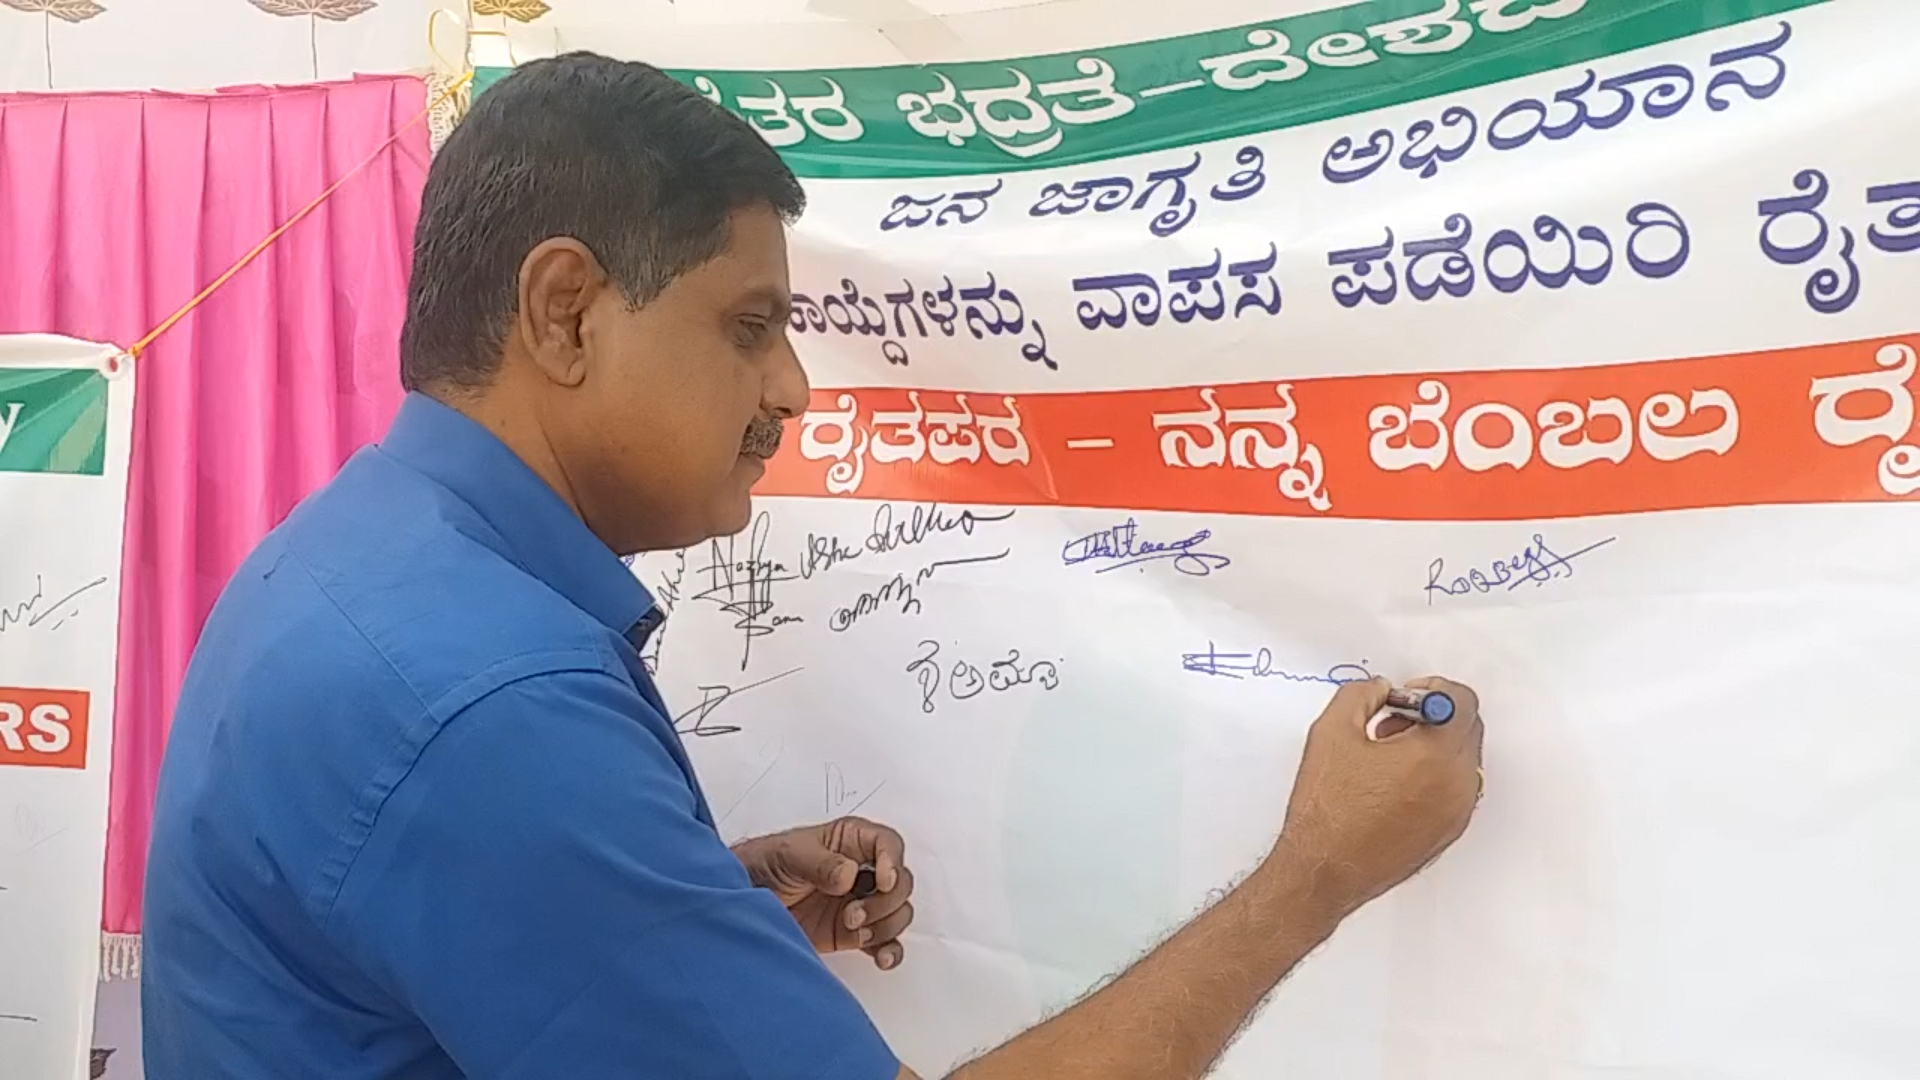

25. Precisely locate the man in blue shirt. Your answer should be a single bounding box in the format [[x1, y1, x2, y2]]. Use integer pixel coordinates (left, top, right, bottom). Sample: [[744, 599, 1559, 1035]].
[[143, 53, 1487, 1080]]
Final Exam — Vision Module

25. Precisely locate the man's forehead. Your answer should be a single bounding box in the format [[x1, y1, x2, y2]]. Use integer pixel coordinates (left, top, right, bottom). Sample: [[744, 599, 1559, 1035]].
[[714, 203, 790, 264], [687, 211, 792, 307]]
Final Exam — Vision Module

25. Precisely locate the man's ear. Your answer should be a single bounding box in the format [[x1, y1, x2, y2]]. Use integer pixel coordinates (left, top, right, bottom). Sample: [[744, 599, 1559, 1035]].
[[514, 237, 606, 389]]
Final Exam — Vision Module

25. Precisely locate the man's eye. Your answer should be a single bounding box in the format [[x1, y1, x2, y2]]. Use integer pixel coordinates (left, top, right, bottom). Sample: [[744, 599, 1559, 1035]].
[[734, 319, 768, 346]]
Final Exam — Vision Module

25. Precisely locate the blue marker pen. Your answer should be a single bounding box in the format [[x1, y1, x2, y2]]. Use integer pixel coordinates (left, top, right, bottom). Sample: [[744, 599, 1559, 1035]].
[[1386, 687, 1455, 725]]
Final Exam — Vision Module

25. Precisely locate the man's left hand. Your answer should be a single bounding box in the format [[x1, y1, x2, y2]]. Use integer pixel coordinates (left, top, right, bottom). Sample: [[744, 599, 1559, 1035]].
[[731, 816, 915, 970]]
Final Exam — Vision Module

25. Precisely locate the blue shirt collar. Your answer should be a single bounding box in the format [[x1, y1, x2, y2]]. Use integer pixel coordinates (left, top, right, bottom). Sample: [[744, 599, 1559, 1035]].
[[379, 392, 655, 639]]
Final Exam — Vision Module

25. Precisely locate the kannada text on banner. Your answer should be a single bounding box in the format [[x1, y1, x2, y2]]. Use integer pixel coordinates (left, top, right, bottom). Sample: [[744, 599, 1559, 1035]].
[[762, 335, 1920, 520], [477, 0, 1828, 179]]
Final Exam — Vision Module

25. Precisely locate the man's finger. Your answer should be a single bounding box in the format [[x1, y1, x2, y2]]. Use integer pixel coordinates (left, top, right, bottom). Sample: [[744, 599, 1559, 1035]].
[[1330, 676, 1392, 732], [1462, 707, 1486, 762], [854, 865, 914, 928], [805, 845, 863, 898], [1402, 675, 1479, 726], [1364, 709, 1417, 742], [860, 900, 914, 950], [853, 819, 907, 894], [865, 939, 905, 971]]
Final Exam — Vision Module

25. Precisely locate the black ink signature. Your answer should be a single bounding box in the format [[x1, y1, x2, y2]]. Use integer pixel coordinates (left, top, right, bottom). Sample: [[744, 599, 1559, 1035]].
[[1425, 534, 1617, 605], [0, 575, 108, 636], [691, 513, 803, 669], [829, 549, 1010, 632], [654, 549, 688, 614], [1181, 643, 1373, 685], [1061, 518, 1230, 576], [905, 640, 1060, 715], [641, 549, 689, 677], [672, 666, 803, 738]]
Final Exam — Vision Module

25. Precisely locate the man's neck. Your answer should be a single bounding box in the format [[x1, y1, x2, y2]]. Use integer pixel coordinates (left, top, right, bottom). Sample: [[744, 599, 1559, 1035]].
[[427, 379, 586, 525]]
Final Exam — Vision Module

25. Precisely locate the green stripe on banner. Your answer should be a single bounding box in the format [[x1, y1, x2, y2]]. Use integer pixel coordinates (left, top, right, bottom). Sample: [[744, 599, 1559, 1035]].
[[473, 0, 1828, 178], [0, 368, 109, 477]]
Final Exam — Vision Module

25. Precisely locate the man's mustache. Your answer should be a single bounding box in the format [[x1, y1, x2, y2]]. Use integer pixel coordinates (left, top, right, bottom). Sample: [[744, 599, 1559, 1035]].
[[741, 415, 785, 458]]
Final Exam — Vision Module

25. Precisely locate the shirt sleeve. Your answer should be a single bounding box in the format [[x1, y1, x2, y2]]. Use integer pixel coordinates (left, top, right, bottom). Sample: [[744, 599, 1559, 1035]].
[[326, 666, 900, 1080]]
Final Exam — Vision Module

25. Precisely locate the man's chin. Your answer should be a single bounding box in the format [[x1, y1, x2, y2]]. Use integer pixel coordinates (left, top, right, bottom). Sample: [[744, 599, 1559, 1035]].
[[716, 500, 754, 537], [734, 454, 770, 494], [712, 457, 767, 531]]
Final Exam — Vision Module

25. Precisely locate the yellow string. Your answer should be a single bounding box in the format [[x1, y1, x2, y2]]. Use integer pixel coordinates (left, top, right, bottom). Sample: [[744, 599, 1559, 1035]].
[[127, 70, 475, 359]]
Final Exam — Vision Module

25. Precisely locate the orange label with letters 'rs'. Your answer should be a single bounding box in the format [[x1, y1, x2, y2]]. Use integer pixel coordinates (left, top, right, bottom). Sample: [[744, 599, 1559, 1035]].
[[0, 688, 90, 769]]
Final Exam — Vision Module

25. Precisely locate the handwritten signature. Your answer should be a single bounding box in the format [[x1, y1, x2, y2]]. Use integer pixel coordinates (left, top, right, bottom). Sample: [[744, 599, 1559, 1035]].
[[672, 666, 803, 738], [1181, 644, 1373, 685], [1061, 518, 1230, 577], [691, 513, 803, 669], [829, 549, 1010, 632], [640, 549, 689, 677], [905, 640, 1060, 715], [652, 550, 688, 614], [11, 804, 61, 852], [1425, 534, 1617, 604], [0, 574, 108, 637], [825, 762, 886, 818], [802, 501, 1017, 580]]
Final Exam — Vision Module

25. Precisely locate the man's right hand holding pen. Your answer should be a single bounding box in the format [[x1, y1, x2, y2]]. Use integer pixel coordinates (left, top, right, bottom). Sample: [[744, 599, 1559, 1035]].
[[914, 676, 1485, 1080]]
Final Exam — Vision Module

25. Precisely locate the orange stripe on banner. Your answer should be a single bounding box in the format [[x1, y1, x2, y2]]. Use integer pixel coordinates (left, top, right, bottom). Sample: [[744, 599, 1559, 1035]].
[[761, 334, 1920, 521]]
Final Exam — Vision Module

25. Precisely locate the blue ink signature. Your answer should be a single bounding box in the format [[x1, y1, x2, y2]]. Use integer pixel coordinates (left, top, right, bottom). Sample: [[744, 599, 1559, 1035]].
[[1181, 643, 1373, 685], [1425, 533, 1616, 605], [803, 502, 1017, 581], [1062, 517, 1230, 576]]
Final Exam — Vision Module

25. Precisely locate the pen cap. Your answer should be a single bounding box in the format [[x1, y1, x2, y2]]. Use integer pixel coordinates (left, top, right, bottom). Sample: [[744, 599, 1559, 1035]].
[[1418, 691, 1455, 725]]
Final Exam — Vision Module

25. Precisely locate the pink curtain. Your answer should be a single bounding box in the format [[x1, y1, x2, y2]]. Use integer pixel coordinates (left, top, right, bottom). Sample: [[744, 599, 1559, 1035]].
[[0, 75, 426, 941]]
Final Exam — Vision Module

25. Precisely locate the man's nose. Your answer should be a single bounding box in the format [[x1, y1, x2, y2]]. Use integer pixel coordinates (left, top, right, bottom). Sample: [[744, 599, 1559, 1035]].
[[765, 334, 811, 418]]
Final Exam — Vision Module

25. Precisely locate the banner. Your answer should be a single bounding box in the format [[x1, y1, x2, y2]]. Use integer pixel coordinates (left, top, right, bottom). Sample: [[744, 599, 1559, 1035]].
[[476, 0, 1828, 179], [526, 2, 1917, 1075], [0, 335, 135, 1080]]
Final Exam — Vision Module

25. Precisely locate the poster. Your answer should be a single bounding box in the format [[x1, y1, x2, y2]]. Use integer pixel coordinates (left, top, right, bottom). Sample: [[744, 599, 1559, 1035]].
[[0, 334, 135, 1080], [482, 0, 1920, 1076]]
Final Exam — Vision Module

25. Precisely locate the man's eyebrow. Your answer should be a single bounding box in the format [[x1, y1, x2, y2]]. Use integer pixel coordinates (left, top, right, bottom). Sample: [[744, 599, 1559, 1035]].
[[739, 285, 792, 320]]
